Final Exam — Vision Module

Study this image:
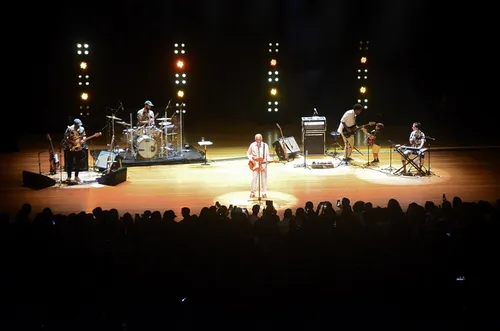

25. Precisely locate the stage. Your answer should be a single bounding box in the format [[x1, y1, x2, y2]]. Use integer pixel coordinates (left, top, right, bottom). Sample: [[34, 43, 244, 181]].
[[2, 122, 500, 219]]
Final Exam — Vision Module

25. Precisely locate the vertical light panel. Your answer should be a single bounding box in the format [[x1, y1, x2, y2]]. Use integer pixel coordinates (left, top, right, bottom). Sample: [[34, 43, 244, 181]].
[[357, 40, 369, 109], [267, 42, 279, 113], [173, 43, 187, 147], [76, 42, 91, 118]]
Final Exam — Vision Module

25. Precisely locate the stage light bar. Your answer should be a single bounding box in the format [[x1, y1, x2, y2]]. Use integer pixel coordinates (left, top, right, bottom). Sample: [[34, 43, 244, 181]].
[[76, 43, 90, 55], [359, 40, 369, 51], [174, 43, 186, 54], [269, 42, 279, 53]]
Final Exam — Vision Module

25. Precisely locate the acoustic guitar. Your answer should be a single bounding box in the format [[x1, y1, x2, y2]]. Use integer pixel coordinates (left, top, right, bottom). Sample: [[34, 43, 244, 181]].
[[276, 123, 287, 160], [342, 121, 376, 138], [46, 133, 59, 175]]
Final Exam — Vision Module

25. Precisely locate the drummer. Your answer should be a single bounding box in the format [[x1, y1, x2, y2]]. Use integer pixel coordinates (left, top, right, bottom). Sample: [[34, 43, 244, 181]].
[[137, 100, 155, 126]]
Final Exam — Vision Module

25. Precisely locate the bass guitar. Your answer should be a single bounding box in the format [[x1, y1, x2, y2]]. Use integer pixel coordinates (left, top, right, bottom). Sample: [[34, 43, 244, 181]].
[[342, 121, 375, 138], [46, 133, 59, 175], [66, 132, 102, 151], [276, 123, 287, 160]]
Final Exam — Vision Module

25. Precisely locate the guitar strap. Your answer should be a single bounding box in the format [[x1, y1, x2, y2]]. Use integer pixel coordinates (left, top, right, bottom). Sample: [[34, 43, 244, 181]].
[[257, 142, 261, 168]]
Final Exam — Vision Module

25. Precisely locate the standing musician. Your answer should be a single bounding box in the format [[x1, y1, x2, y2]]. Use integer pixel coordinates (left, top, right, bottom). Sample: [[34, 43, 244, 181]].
[[247, 133, 271, 198], [400, 122, 426, 174], [63, 118, 87, 183], [137, 100, 155, 126], [337, 103, 363, 162], [369, 122, 384, 163]]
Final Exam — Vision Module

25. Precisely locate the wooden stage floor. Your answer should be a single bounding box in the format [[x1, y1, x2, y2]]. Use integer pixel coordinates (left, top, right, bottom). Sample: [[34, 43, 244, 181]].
[[1, 125, 500, 218]]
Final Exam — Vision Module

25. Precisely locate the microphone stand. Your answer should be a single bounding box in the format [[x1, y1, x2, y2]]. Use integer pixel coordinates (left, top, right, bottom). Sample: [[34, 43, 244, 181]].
[[294, 130, 311, 169], [362, 133, 371, 167], [58, 145, 64, 186], [425, 136, 438, 177], [38, 152, 44, 174], [163, 101, 171, 158], [382, 140, 397, 172], [257, 144, 262, 202]]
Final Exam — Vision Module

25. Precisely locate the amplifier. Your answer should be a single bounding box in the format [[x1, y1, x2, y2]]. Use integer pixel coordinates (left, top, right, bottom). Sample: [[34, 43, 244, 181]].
[[302, 131, 326, 155], [301, 116, 327, 131]]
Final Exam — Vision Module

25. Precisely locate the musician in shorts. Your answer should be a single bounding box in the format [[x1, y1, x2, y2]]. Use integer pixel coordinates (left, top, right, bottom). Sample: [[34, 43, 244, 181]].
[[63, 118, 87, 183], [401, 122, 426, 174], [337, 103, 363, 162], [369, 122, 384, 163]]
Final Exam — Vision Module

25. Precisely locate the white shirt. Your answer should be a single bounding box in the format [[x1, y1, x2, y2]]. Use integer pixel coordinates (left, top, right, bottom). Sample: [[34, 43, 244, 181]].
[[247, 141, 271, 169], [337, 109, 357, 133], [137, 108, 154, 126], [409, 130, 426, 148]]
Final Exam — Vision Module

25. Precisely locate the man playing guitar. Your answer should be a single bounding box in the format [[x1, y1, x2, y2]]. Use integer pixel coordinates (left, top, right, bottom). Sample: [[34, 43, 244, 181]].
[[63, 118, 87, 184], [246, 133, 271, 198], [337, 103, 363, 163]]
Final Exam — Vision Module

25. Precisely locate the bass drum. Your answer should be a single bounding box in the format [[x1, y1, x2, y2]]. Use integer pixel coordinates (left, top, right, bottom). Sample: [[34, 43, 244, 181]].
[[135, 135, 158, 159]]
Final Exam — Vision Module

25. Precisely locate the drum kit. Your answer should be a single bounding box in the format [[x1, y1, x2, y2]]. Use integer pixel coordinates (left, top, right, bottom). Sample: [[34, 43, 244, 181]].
[[107, 115, 179, 160]]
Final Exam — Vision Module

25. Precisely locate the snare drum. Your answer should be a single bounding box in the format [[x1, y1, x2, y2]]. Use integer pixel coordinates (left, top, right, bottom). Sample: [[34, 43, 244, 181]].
[[135, 135, 158, 159]]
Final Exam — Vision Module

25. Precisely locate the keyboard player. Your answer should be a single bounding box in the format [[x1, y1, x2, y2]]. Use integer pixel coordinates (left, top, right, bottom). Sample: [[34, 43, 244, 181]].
[[400, 122, 426, 174]]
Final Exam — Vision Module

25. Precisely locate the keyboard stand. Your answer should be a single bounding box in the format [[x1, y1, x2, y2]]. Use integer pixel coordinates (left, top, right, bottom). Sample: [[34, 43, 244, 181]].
[[393, 147, 427, 176]]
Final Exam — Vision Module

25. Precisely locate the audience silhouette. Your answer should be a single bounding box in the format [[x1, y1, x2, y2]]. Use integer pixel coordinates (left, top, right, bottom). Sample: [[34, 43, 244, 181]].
[[1, 197, 499, 330]]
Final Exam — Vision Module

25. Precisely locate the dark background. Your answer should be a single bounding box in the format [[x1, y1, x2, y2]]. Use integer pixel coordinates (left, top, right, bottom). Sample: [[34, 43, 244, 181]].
[[18, 0, 492, 145]]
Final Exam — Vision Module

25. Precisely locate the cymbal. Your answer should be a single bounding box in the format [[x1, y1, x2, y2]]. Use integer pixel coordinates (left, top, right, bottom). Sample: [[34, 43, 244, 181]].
[[116, 121, 131, 126], [107, 115, 122, 120], [156, 117, 172, 121], [158, 121, 172, 126]]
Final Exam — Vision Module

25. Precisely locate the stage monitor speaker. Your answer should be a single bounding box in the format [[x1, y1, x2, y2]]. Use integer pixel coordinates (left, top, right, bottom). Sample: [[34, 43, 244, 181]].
[[273, 136, 301, 160], [95, 151, 118, 170], [97, 167, 127, 186], [304, 132, 326, 155], [64, 149, 89, 172], [22, 170, 56, 190]]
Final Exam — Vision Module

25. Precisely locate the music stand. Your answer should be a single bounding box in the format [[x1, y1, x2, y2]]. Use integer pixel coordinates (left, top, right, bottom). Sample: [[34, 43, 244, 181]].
[[198, 139, 213, 165]]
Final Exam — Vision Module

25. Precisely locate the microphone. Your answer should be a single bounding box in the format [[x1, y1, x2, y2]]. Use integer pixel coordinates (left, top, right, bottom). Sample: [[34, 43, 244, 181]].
[[166, 100, 171, 109], [313, 108, 318, 116]]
